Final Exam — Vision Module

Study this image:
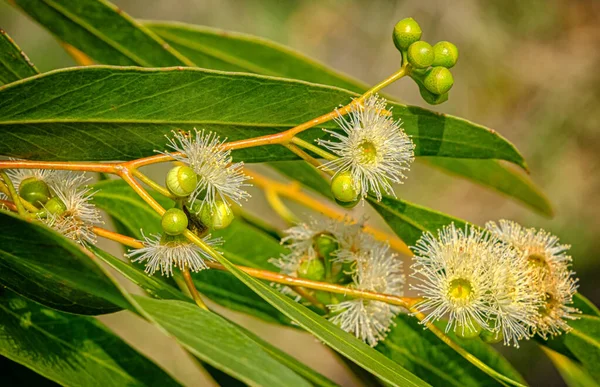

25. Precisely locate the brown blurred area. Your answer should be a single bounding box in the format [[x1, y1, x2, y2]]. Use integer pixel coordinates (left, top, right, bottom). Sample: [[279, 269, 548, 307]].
[[1, 0, 599, 385]]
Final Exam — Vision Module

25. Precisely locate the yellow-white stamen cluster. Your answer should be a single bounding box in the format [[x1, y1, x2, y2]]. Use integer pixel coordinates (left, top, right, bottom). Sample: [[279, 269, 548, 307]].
[[127, 232, 221, 277], [318, 95, 415, 201], [44, 172, 102, 245], [162, 128, 251, 209], [486, 220, 580, 338], [329, 237, 404, 346]]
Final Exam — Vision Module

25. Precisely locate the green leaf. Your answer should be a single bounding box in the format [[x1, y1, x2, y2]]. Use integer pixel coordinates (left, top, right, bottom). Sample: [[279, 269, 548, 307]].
[[202, 247, 430, 387], [378, 315, 525, 387], [0, 210, 129, 314], [145, 21, 367, 93], [270, 160, 333, 199], [573, 294, 600, 317], [562, 316, 600, 380], [0, 290, 182, 386], [423, 157, 552, 217], [543, 347, 599, 387], [89, 247, 336, 387], [11, 0, 191, 67], [0, 66, 525, 168], [2, 355, 58, 386], [134, 296, 312, 387], [0, 29, 38, 84], [368, 195, 467, 246]]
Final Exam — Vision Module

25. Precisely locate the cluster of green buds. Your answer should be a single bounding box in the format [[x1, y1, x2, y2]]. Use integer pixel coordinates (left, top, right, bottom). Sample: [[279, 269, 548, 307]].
[[18, 176, 66, 217], [162, 165, 235, 237], [393, 18, 458, 104]]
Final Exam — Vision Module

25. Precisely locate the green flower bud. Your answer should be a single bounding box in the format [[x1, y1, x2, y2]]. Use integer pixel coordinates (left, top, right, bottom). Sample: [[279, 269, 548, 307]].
[[393, 18, 422, 51], [331, 171, 360, 203], [432, 41, 458, 68], [200, 200, 234, 230], [456, 317, 482, 339], [166, 165, 197, 197], [161, 208, 188, 236], [19, 177, 51, 207], [297, 258, 326, 281], [423, 66, 454, 95], [314, 233, 339, 260], [407, 41, 434, 69], [44, 196, 67, 216], [480, 329, 503, 344], [418, 84, 449, 105]]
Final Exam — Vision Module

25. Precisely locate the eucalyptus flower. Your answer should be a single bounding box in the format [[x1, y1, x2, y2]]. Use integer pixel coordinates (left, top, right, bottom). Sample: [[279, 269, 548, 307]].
[[161, 128, 251, 208], [411, 224, 502, 336], [328, 239, 405, 346], [486, 220, 580, 338], [318, 95, 415, 200], [43, 172, 102, 245], [127, 232, 221, 277]]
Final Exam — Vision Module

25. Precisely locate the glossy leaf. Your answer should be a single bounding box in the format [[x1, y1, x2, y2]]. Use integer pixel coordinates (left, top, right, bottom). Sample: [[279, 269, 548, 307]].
[[377, 315, 525, 387], [134, 296, 312, 387], [0, 29, 38, 84], [561, 316, 600, 380], [423, 157, 552, 217], [0, 210, 128, 314], [11, 0, 191, 67], [90, 179, 290, 324], [368, 195, 467, 246], [543, 347, 599, 387], [89, 247, 336, 386], [0, 66, 525, 168], [0, 290, 181, 386], [145, 21, 366, 93], [202, 248, 429, 387], [573, 294, 600, 317]]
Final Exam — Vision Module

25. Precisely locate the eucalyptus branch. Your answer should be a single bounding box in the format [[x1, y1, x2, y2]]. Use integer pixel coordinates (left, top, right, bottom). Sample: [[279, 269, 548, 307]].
[[0, 172, 28, 216], [92, 226, 416, 309]]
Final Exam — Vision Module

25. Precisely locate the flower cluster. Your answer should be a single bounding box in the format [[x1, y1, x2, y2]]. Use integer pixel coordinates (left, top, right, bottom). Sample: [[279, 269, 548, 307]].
[[6, 167, 101, 245], [318, 95, 415, 202], [272, 218, 405, 346], [411, 222, 579, 347], [128, 129, 251, 276]]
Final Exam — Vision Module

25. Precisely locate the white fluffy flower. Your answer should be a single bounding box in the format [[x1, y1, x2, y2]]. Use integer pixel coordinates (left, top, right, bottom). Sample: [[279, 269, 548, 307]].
[[411, 224, 504, 335], [7, 166, 60, 191], [43, 172, 102, 245], [328, 241, 405, 346], [127, 232, 222, 277], [317, 95, 415, 200], [486, 220, 580, 338], [162, 129, 251, 208]]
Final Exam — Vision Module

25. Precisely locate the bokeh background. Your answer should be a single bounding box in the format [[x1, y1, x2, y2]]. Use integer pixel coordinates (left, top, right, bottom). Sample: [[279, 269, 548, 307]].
[[1, 0, 599, 386]]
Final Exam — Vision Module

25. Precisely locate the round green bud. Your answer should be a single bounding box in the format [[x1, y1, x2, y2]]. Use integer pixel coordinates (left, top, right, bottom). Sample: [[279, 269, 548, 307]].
[[297, 258, 326, 281], [480, 329, 503, 344], [456, 317, 482, 339], [166, 166, 197, 197], [432, 41, 458, 68], [19, 177, 51, 207], [44, 197, 67, 216], [392, 18, 422, 51], [418, 84, 449, 105], [335, 197, 360, 209], [423, 66, 454, 95], [314, 233, 339, 260], [161, 208, 188, 236], [407, 41, 434, 69], [200, 200, 234, 230], [331, 171, 360, 203]]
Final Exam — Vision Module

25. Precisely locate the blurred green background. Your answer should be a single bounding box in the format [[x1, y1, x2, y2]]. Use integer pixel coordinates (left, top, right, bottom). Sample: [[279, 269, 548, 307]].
[[1, 0, 598, 385]]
